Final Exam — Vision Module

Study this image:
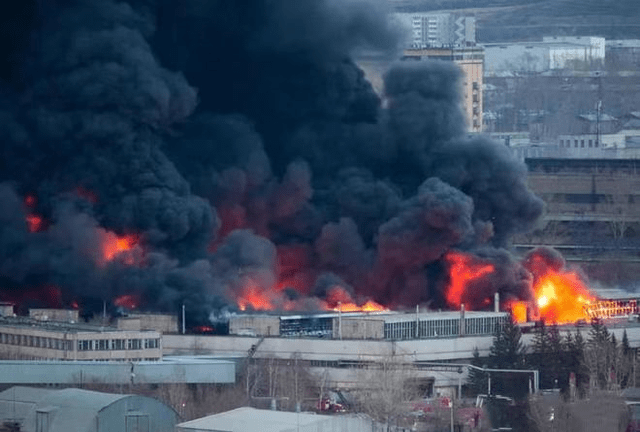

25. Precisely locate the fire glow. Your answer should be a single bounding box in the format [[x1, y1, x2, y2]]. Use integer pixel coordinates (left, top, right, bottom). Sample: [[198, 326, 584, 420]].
[[102, 233, 138, 263], [114, 294, 139, 310], [444, 251, 495, 307], [527, 269, 596, 324], [444, 249, 598, 325], [333, 300, 386, 313], [237, 280, 275, 312]]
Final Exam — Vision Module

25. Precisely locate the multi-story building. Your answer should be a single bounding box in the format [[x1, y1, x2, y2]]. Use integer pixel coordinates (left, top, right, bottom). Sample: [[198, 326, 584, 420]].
[[403, 46, 484, 132], [0, 315, 162, 361], [396, 13, 476, 48]]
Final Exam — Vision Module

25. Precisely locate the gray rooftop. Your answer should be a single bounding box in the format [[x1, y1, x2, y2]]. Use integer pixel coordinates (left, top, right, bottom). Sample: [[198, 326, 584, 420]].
[[177, 407, 333, 432], [0, 316, 156, 334]]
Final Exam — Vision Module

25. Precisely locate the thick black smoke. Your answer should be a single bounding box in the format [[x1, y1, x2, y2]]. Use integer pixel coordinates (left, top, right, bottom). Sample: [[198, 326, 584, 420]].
[[0, 0, 543, 324]]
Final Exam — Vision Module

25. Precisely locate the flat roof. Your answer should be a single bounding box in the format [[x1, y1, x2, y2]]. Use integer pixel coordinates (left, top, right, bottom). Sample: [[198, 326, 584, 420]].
[[0, 316, 158, 334], [177, 407, 332, 432], [233, 310, 507, 323], [381, 311, 508, 323], [592, 288, 640, 300]]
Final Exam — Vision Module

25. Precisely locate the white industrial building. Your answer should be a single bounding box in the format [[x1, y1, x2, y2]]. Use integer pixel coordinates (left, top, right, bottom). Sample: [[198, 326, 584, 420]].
[[164, 310, 640, 396], [483, 36, 606, 75], [176, 407, 379, 432]]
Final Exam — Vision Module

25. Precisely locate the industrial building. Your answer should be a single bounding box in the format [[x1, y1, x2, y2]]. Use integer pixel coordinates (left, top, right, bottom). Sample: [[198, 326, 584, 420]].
[[403, 46, 484, 133], [0, 386, 178, 432], [525, 156, 640, 225], [115, 312, 179, 334], [0, 315, 162, 361], [176, 407, 378, 432], [229, 310, 508, 341], [483, 36, 606, 75]]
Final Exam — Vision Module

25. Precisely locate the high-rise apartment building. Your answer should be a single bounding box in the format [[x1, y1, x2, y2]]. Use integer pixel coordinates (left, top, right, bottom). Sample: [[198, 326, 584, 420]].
[[396, 13, 476, 48]]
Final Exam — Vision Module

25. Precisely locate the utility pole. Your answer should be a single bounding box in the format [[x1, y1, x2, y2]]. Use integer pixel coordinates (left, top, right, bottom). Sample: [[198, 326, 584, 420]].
[[182, 304, 186, 334]]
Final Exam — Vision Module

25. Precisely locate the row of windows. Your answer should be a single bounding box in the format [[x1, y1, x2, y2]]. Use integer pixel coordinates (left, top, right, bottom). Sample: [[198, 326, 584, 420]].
[[0, 333, 73, 350], [559, 138, 600, 148], [384, 316, 507, 340], [77, 338, 159, 351], [0, 333, 160, 352]]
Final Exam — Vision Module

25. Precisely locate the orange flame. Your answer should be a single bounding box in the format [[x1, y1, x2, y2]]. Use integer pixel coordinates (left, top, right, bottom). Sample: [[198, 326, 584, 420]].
[[103, 234, 138, 263], [530, 271, 595, 324], [444, 251, 495, 307], [509, 300, 528, 323], [237, 281, 274, 311], [333, 300, 387, 312]]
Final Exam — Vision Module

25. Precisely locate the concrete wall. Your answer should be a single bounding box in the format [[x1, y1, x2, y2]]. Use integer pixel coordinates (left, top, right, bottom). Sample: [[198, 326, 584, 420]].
[[229, 315, 280, 336], [29, 309, 79, 323], [125, 314, 179, 333], [332, 318, 384, 340]]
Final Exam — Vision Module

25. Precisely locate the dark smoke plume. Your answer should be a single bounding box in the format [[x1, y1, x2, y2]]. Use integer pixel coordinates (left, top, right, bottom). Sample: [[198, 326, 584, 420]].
[[0, 0, 543, 325]]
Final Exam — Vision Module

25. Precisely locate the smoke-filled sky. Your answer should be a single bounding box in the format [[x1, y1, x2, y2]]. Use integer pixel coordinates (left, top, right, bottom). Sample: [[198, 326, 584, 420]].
[[0, 0, 543, 324]]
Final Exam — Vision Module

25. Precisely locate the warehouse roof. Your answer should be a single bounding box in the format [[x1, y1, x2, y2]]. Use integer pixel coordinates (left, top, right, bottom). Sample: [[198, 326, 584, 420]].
[[0, 316, 157, 334], [177, 407, 331, 432]]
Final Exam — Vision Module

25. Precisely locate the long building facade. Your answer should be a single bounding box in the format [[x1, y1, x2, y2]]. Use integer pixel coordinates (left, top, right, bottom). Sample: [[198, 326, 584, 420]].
[[0, 316, 162, 361]]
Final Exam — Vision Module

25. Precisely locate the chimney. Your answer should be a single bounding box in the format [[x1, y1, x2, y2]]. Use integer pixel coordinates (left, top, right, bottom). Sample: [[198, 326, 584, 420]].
[[494, 292, 500, 313], [460, 304, 465, 336]]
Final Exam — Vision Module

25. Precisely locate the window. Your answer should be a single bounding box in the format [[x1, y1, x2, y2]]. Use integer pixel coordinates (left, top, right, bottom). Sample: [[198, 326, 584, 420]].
[[97, 339, 109, 351], [78, 340, 91, 351], [128, 339, 141, 350], [472, 82, 479, 90], [581, 139, 585, 147], [574, 140, 578, 147], [112, 339, 125, 350], [589, 139, 593, 147], [144, 339, 159, 349]]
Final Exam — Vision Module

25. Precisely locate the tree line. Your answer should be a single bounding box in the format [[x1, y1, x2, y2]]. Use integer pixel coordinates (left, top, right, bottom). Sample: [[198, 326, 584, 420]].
[[468, 318, 636, 400]]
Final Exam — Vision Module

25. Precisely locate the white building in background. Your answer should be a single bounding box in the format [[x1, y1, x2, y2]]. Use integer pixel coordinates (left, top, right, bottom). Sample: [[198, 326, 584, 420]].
[[483, 36, 606, 75], [395, 12, 476, 48]]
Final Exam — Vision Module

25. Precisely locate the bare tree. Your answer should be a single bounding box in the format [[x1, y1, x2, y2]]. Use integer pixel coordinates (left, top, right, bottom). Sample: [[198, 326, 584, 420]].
[[354, 356, 421, 430]]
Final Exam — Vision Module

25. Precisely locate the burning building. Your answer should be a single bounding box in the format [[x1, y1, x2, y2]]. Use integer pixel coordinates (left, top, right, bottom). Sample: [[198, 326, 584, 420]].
[[10, 0, 623, 328], [228, 309, 508, 340]]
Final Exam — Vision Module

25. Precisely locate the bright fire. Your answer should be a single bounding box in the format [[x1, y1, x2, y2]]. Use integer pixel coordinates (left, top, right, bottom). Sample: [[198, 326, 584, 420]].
[[509, 301, 528, 323], [528, 270, 595, 324], [444, 251, 495, 307], [237, 281, 275, 311], [333, 300, 387, 313], [103, 233, 138, 263]]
